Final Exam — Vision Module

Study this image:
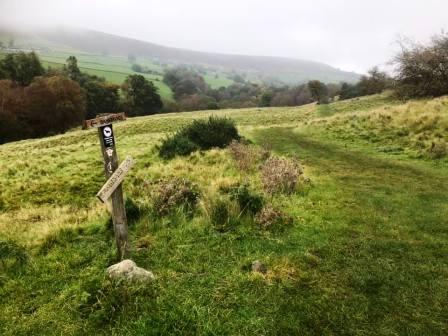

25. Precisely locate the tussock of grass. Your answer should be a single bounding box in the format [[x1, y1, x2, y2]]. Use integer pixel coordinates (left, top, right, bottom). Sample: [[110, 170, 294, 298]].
[[312, 95, 448, 159]]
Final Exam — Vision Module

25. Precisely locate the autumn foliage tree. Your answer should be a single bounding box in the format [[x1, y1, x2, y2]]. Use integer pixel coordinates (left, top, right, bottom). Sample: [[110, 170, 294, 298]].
[[0, 76, 85, 143]]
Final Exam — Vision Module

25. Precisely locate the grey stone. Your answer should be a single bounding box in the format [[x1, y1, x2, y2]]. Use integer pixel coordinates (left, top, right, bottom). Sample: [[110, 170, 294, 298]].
[[106, 259, 155, 283], [251, 260, 267, 274]]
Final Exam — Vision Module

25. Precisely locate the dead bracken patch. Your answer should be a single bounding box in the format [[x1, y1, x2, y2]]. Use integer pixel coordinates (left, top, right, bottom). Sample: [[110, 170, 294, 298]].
[[152, 177, 200, 216], [228, 140, 271, 172], [261, 156, 304, 194], [255, 204, 293, 230]]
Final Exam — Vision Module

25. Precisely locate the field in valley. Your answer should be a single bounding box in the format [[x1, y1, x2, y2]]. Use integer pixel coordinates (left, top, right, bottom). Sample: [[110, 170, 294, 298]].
[[1, 49, 236, 101], [0, 93, 447, 335]]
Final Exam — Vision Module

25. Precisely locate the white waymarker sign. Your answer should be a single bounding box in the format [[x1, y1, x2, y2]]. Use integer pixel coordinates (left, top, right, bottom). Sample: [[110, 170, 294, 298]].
[[96, 156, 135, 203]]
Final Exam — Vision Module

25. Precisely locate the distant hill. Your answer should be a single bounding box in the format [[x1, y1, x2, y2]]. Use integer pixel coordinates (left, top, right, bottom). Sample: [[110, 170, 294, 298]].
[[0, 26, 360, 85]]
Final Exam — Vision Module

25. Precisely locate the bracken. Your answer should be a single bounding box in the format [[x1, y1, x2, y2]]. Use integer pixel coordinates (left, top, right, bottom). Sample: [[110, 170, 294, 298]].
[[261, 156, 304, 194]]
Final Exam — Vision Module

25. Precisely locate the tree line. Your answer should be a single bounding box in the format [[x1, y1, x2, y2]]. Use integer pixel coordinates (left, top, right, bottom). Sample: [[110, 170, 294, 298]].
[[1, 32, 447, 143], [0, 53, 163, 144], [160, 65, 392, 111]]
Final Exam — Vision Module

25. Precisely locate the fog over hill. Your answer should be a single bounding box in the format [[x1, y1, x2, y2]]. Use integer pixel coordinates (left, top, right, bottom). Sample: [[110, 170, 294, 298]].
[[0, 26, 360, 84]]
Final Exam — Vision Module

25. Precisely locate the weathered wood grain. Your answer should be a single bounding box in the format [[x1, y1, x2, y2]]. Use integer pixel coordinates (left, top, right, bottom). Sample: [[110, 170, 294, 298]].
[[97, 124, 129, 259], [83, 112, 126, 129], [96, 156, 134, 203]]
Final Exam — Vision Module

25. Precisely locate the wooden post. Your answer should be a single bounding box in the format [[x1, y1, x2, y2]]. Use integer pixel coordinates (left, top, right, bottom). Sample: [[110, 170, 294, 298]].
[[83, 113, 129, 259], [98, 124, 129, 259]]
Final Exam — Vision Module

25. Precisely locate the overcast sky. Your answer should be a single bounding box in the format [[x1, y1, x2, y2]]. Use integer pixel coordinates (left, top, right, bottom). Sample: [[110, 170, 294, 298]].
[[1, 0, 447, 73]]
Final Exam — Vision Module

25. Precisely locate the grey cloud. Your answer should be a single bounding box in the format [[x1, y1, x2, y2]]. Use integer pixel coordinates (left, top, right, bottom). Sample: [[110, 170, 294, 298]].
[[0, 0, 446, 73]]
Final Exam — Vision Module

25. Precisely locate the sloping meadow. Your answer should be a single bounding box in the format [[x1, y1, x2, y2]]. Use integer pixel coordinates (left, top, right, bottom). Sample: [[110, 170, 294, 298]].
[[0, 93, 447, 335]]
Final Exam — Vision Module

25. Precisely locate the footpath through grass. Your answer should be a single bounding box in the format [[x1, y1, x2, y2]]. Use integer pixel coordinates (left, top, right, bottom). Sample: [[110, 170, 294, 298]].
[[252, 127, 448, 335]]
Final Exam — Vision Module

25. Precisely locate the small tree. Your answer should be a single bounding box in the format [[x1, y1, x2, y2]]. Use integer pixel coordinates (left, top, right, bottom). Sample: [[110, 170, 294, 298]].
[[65, 56, 81, 81], [260, 91, 273, 107], [394, 34, 448, 98], [122, 74, 163, 116], [308, 80, 329, 104], [0, 52, 44, 86], [358, 66, 389, 96], [83, 81, 120, 119], [339, 82, 360, 100], [131, 63, 143, 73]]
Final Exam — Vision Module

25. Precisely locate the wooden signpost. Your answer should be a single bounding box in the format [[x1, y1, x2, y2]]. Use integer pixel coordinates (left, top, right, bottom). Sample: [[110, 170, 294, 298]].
[[97, 156, 135, 203], [84, 113, 131, 259]]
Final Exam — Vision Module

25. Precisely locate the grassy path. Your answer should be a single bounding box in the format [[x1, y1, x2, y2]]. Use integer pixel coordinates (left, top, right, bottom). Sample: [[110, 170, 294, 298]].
[[252, 127, 448, 335]]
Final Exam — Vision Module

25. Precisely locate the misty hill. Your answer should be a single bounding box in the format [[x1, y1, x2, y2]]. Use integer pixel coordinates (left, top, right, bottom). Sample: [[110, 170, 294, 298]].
[[0, 26, 360, 84]]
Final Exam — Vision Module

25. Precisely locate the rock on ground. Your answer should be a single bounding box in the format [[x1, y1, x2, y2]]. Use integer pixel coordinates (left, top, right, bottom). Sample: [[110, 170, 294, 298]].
[[106, 259, 155, 283], [251, 260, 267, 274]]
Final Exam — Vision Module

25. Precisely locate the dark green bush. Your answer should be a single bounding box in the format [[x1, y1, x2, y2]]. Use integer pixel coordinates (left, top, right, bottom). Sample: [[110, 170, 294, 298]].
[[158, 116, 240, 159], [183, 116, 240, 150], [230, 183, 264, 215], [158, 133, 199, 160]]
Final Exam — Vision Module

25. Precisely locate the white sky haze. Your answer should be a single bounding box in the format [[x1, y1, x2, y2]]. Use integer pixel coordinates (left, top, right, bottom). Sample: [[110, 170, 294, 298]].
[[0, 0, 447, 73]]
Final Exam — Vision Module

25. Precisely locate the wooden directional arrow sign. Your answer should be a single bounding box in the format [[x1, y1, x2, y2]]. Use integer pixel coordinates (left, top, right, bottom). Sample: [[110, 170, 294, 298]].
[[96, 156, 135, 203], [83, 112, 126, 129]]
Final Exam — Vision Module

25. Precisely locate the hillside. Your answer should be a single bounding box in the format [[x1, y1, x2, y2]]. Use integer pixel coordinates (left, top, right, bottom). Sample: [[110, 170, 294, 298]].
[[0, 26, 360, 86], [1, 94, 447, 335]]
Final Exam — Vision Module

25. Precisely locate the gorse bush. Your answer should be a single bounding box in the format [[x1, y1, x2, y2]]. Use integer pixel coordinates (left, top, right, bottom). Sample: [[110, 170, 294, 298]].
[[158, 133, 199, 159], [261, 156, 304, 194], [183, 116, 240, 149], [152, 178, 200, 216], [158, 116, 240, 159]]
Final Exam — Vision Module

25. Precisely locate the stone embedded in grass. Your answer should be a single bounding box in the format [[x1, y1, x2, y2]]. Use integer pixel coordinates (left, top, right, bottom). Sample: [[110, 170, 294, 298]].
[[106, 259, 155, 283], [251, 260, 267, 274]]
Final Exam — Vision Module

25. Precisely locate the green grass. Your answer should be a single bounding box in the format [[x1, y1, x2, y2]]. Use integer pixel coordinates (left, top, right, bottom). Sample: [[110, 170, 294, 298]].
[[203, 73, 234, 89], [39, 50, 234, 100], [2, 48, 235, 101], [0, 93, 447, 335]]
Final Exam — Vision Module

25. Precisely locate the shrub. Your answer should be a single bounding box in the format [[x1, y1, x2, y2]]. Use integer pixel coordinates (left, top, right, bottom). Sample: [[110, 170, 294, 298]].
[[159, 133, 199, 160], [158, 116, 240, 159], [183, 116, 240, 149], [152, 178, 200, 216], [261, 156, 304, 194], [228, 140, 271, 171], [230, 183, 264, 215], [255, 205, 293, 230]]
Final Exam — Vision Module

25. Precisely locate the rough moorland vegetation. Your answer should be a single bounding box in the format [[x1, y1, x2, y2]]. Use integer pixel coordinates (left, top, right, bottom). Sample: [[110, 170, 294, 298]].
[[0, 91, 447, 335]]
